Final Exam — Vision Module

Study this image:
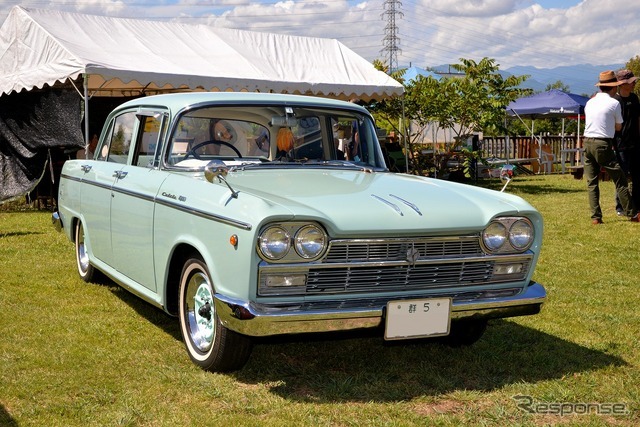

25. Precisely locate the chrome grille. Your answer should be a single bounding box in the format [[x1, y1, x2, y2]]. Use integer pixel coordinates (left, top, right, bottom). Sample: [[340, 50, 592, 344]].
[[324, 236, 482, 263], [305, 261, 522, 294], [258, 236, 532, 296]]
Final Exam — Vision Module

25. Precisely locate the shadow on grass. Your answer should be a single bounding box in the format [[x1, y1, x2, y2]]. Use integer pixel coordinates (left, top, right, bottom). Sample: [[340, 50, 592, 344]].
[[103, 280, 625, 402], [474, 177, 583, 195], [105, 282, 181, 341], [236, 319, 626, 402], [507, 183, 582, 196], [0, 230, 44, 238], [0, 405, 18, 427]]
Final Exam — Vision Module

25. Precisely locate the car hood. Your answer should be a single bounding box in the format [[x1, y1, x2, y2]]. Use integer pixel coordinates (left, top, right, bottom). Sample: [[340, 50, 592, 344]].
[[226, 169, 539, 235]]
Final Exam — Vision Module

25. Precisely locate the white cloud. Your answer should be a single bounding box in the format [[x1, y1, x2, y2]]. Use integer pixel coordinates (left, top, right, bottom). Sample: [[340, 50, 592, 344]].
[[418, 0, 519, 17], [0, 0, 638, 74], [400, 1, 640, 68]]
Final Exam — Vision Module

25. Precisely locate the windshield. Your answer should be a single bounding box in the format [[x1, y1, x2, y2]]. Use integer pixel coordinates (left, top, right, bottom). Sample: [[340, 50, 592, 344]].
[[164, 105, 387, 170]]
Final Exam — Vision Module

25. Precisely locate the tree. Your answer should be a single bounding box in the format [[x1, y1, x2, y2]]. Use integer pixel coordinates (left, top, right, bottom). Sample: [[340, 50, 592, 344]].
[[625, 55, 640, 96], [369, 57, 530, 177], [545, 80, 571, 92], [438, 58, 528, 140]]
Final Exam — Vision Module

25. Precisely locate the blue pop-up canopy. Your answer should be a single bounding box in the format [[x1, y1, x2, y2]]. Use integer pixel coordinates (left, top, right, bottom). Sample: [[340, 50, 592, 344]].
[[507, 89, 590, 119], [402, 66, 441, 83], [505, 90, 591, 173]]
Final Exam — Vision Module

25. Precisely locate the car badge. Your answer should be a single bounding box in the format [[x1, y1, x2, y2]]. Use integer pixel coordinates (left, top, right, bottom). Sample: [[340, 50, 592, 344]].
[[406, 245, 420, 267]]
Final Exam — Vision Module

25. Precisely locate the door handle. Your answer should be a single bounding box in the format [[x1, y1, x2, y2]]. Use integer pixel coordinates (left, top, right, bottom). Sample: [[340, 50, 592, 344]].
[[113, 170, 128, 179], [81, 165, 92, 172]]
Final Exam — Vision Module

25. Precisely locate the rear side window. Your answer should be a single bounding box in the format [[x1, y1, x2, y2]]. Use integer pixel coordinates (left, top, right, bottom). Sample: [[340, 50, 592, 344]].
[[99, 112, 136, 164]]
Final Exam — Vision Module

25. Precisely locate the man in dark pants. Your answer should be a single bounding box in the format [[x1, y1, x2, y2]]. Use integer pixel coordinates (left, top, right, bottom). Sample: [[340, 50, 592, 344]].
[[583, 70, 637, 225], [613, 70, 640, 216]]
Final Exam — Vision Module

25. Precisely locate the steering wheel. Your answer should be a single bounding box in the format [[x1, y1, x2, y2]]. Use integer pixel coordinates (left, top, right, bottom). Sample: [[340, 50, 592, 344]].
[[184, 139, 242, 159]]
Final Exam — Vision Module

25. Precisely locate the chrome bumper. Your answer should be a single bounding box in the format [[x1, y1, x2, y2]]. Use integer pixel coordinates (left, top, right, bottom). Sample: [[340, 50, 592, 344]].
[[214, 281, 546, 337]]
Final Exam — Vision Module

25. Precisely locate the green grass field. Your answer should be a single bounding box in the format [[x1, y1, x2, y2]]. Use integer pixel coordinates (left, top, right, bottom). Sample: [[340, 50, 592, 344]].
[[1, 174, 639, 426]]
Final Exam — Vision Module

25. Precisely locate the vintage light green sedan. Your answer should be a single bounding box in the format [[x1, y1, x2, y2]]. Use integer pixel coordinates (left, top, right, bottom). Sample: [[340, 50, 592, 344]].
[[54, 92, 546, 372]]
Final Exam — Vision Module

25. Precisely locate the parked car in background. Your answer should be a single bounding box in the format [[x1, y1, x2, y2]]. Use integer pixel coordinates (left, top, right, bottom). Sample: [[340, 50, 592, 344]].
[[53, 92, 546, 372]]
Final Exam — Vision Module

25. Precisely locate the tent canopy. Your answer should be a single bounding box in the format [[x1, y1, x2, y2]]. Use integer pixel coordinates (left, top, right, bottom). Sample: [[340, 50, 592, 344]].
[[402, 66, 441, 83], [506, 89, 590, 119], [0, 6, 403, 101]]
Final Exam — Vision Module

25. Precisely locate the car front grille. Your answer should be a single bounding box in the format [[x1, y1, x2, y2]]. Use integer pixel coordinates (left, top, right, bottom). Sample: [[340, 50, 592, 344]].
[[306, 260, 493, 293], [324, 236, 483, 262], [258, 235, 532, 296]]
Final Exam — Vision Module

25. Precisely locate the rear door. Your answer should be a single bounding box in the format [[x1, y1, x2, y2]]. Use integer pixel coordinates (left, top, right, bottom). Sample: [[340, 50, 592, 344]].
[[78, 118, 122, 266]]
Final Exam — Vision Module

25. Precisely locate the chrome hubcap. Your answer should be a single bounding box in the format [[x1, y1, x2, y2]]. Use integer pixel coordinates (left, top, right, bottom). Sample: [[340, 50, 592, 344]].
[[77, 225, 89, 272], [186, 272, 214, 352]]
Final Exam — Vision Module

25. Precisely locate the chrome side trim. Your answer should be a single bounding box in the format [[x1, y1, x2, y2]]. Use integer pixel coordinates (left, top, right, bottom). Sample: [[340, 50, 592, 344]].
[[154, 198, 252, 230], [214, 281, 546, 337], [60, 173, 252, 231], [60, 173, 83, 184], [114, 185, 155, 202]]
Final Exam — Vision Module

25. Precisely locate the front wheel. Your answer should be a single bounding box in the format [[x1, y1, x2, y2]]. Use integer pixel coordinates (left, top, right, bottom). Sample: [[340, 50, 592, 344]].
[[75, 220, 97, 282], [178, 256, 252, 372]]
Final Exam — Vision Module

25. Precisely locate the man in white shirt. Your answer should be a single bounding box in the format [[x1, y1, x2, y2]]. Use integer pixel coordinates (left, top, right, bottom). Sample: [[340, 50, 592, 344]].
[[583, 70, 637, 224]]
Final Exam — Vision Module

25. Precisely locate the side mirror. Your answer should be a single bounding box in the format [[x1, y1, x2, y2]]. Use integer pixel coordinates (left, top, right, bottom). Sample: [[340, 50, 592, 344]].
[[204, 160, 238, 198], [204, 160, 229, 183]]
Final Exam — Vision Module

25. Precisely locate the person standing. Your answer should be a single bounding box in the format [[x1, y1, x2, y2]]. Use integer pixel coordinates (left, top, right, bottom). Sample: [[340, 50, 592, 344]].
[[613, 70, 640, 215], [583, 70, 637, 224]]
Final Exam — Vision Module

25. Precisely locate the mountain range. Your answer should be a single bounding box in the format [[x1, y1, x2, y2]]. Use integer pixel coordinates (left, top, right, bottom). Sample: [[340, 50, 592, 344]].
[[432, 63, 625, 96]]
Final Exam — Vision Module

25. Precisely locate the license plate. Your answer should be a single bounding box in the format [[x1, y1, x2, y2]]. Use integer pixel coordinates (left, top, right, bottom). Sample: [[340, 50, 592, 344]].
[[384, 298, 451, 340]]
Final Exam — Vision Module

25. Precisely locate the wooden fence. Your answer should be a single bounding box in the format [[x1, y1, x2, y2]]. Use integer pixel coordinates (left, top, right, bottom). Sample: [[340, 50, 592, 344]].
[[480, 134, 584, 174]]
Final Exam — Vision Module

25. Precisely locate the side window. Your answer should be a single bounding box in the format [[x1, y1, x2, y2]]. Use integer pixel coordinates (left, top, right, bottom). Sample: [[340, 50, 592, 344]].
[[134, 114, 163, 167], [96, 121, 113, 161], [102, 112, 136, 164]]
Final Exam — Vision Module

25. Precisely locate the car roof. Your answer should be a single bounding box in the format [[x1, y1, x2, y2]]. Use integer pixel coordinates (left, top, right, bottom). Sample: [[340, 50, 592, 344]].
[[116, 92, 368, 114]]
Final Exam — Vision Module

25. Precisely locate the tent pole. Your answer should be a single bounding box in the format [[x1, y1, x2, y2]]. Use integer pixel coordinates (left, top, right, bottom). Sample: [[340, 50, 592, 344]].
[[83, 74, 89, 156], [561, 118, 565, 172], [401, 97, 409, 173], [504, 116, 510, 162]]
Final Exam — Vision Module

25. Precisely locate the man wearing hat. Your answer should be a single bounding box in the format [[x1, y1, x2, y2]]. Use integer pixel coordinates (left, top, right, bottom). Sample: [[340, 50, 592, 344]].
[[613, 69, 640, 216], [583, 70, 636, 224]]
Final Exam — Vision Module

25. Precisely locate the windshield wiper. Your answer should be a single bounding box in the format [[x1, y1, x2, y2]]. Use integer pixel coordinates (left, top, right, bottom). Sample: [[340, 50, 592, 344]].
[[300, 160, 375, 172], [232, 159, 374, 172]]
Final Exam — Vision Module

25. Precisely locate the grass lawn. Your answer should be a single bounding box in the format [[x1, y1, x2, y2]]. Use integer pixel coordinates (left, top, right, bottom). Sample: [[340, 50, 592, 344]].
[[1, 174, 639, 426]]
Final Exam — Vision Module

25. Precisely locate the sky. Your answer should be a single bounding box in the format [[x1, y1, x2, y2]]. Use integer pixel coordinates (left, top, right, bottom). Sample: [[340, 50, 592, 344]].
[[1, 0, 637, 79]]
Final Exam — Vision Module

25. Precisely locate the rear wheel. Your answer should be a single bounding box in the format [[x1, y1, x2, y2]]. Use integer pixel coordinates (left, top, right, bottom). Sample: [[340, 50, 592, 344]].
[[178, 256, 252, 372], [75, 220, 97, 282]]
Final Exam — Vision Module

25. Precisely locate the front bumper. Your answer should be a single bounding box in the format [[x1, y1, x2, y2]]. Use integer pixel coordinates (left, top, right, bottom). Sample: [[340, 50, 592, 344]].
[[215, 281, 546, 337]]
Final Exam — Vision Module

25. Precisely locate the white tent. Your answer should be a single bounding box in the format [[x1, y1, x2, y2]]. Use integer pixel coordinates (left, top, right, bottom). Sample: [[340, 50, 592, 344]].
[[0, 6, 404, 202], [0, 6, 403, 101]]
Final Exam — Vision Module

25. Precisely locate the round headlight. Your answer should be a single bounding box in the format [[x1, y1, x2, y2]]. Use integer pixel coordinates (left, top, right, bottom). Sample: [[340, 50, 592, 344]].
[[509, 219, 534, 250], [258, 226, 290, 260], [483, 221, 507, 252], [294, 225, 326, 259]]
